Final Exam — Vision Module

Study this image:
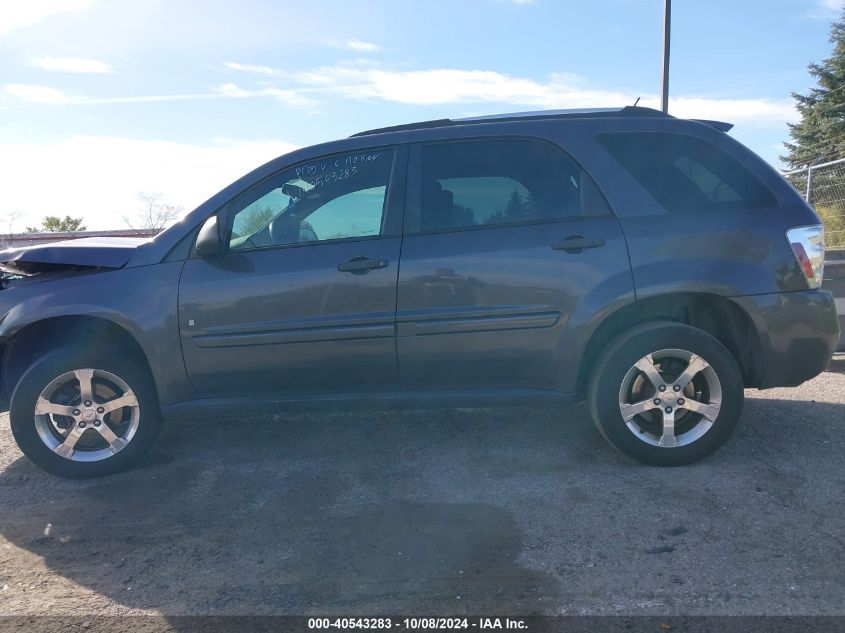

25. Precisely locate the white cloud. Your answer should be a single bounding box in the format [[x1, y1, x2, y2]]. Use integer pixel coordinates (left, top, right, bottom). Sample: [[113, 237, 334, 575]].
[[216, 83, 316, 107], [288, 65, 797, 124], [0, 136, 299, 231], [496, 0, 537, 4], [324, 38, 382, 52], [2, 82, 314, 108], [4, 83, 74, 104], [6, 64, 797, 129], [0, 0, 95, 37], [344, 39, 381, 52], [351, 69, 603, 106], [3, 83, 211, 105], [217, 82, 254, 97], [656, 96, 797, 125], [819, 0, 844, 11], [805, 0, 844, 18], [31, 56, 115, 74], [224, 62, 280, 76]]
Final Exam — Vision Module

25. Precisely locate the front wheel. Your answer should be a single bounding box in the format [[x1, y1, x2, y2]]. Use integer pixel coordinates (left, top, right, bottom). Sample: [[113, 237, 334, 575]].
[[588, 322, 744, 466], [9, 347, 163, 478]]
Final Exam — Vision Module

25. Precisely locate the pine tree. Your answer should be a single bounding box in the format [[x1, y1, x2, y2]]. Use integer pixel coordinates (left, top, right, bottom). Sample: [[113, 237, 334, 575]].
[[783, 11, 845, 168], [504, 189, 527, 219]]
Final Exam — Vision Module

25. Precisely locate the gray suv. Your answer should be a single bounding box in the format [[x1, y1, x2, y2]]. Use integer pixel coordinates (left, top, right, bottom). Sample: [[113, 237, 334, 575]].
[[0, 107, 838, 478]]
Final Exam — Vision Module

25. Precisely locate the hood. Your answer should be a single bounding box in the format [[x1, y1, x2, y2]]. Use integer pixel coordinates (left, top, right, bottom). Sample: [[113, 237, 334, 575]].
[[0, 236, 149, 276]]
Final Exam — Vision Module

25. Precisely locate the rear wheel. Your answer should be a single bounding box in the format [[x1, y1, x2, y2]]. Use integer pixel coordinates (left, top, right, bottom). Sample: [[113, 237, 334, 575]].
[[588, 322, 744, 466], [9, 347, 162, 478]]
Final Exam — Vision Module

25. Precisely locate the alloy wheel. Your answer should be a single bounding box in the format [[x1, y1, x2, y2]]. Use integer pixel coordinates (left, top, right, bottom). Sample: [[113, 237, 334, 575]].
[[618, 349, 722, 448], [33, 368, 140, 462]]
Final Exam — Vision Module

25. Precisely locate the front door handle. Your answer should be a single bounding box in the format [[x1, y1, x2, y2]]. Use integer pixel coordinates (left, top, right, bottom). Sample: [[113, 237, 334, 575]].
[[551, 235, 606, 253], [337, 256, 389, 274]]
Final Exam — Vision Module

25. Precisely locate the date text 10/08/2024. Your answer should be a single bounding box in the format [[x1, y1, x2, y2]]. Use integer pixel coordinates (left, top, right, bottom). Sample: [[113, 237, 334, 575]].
[[307, 618, 528, 630]]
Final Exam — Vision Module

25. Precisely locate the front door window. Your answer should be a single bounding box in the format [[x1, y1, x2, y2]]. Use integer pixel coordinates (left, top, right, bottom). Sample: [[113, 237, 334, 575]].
[[229, 149, 395, 251]]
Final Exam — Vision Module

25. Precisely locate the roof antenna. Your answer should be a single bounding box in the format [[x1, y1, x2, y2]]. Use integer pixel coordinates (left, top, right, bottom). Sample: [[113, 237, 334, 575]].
[[632, 97, 641, 107]]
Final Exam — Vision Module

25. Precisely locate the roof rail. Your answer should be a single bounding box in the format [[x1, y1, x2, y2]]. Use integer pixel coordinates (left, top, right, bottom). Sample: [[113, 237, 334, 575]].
[[350, 106, 671, 138]]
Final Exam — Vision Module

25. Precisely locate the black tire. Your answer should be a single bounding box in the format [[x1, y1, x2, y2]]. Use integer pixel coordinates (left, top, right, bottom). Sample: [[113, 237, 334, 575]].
[[588, 321, 744, 466], [9, 346, 163, 478]]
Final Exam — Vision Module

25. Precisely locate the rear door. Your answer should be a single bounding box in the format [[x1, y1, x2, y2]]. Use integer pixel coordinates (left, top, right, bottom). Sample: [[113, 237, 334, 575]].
[[396, 136, 634, 392], [178, 145, 407, 397]]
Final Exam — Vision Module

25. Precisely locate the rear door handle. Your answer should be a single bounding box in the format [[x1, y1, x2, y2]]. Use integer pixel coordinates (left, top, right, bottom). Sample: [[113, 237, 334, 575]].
[[551, 235, 606, 253], [337, 256, 389, 274]]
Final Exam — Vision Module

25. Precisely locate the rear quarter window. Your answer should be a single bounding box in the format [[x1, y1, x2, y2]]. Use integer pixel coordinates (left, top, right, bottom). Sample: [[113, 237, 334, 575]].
[[598, 132, 776, 213]]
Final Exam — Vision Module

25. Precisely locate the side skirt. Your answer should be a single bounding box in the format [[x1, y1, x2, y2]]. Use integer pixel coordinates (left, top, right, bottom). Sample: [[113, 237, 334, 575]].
[[161, 388, 578, 420]]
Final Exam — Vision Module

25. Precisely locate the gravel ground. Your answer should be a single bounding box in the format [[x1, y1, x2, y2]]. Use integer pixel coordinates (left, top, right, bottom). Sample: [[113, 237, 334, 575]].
[[0, 365, 843, 617]]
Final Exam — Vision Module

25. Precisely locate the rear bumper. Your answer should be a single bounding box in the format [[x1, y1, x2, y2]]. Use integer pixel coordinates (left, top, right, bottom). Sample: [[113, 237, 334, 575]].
[[0, 368, 6, 413], [838, 309, 845, 352], [734, 289, 839, 388]]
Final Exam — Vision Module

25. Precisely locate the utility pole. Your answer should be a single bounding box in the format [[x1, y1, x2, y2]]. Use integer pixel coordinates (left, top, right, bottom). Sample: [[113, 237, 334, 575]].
[[660, 0, 671, 113]]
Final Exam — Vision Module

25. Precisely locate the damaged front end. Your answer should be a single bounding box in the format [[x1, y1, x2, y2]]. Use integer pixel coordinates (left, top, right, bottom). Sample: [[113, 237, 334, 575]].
[[0, 236, 151, 411], [0, 236, 148, 277]]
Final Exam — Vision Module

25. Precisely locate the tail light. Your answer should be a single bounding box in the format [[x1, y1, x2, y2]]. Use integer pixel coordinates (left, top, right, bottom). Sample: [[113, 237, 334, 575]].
[[786, 225, 825, 289]]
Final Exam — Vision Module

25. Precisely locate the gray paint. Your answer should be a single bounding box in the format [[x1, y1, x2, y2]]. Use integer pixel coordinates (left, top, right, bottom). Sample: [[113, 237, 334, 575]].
[[0, 236, 149, 274], [0, 108, 838, 412]]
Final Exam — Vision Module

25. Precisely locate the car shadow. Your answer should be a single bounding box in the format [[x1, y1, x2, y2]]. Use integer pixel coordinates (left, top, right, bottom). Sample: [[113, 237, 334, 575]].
[[0, 408, 576, 617], [0, 396, 843, 618]]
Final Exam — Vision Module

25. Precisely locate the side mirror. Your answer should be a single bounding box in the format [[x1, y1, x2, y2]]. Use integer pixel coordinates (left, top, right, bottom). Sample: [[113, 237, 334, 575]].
[[195, 215, 222, 257]]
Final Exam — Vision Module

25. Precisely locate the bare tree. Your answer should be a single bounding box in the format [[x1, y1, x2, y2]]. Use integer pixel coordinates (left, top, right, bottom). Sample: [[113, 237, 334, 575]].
[[0, 211, 24, 248], [124, 193, 182, 233]]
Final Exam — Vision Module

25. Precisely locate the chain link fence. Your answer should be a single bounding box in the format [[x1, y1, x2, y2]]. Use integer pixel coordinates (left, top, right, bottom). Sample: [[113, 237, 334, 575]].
[[783, 158, 845, 248]]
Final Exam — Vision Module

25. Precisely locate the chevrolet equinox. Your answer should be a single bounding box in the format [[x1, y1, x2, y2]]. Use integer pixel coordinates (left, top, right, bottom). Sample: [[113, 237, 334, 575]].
[[0, 107, 838, 478]]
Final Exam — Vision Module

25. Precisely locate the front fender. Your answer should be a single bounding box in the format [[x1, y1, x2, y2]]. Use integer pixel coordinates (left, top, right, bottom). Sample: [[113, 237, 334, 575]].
[[0, 263, 195, 406]]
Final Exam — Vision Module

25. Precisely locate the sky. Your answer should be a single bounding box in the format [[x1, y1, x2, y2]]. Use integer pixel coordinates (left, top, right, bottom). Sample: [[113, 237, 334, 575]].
[[0, 0, 843, 231]]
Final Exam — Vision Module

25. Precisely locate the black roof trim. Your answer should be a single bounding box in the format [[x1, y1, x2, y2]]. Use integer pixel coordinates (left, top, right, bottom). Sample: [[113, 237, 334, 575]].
[[350, 106, 673, 138], [351, 118, 454, 138]]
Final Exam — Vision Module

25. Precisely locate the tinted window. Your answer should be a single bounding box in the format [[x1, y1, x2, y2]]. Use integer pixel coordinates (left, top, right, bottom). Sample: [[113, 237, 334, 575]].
[[599, 132, 775, 213], [417, 139, 605, 232], [229, 149, 394, 251]]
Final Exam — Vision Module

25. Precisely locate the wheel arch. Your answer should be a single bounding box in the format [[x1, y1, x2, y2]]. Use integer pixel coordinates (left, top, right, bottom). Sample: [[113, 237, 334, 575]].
[[576, 292, 761, 396], [1, 314, 156, 404]]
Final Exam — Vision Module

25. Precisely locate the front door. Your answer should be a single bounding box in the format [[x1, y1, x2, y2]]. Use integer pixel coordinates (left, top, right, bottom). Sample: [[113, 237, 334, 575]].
[[178, 146, 406, 397], [396, 137, 633, 392]]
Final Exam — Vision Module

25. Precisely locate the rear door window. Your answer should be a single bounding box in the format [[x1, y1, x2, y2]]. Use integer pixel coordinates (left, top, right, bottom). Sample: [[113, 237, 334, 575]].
[[412, 138, 609, 233], [598, 132, 775, 213]]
